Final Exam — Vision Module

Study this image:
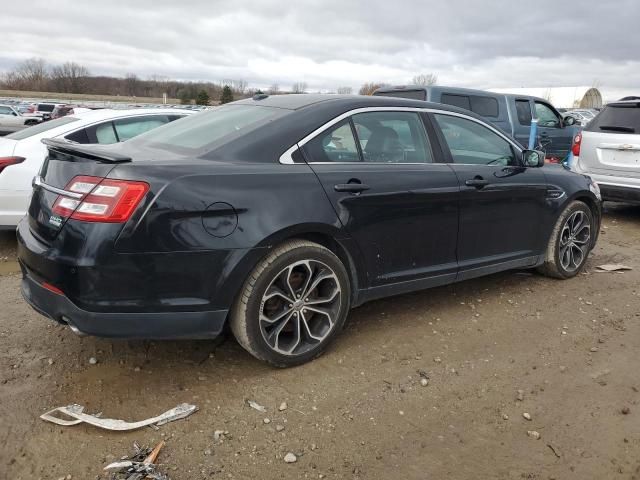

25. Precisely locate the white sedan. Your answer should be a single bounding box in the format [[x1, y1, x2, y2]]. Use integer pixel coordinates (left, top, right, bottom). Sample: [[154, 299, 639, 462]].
[[0, 108, 193, 229], [0, 104, 42, 134]]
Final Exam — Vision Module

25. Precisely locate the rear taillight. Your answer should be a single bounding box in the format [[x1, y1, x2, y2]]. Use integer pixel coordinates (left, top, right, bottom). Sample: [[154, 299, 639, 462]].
[[52, 175, 149, 223], [571, 133, 582, 157], [0, 156, 25, 174]]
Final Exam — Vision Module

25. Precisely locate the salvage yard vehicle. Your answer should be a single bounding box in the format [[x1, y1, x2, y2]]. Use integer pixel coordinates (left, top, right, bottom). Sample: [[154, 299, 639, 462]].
[[0, 104, 41, 135], [571, 99, 640, 204], [373, 86, 580, 160], [17, 95, 602, 367]]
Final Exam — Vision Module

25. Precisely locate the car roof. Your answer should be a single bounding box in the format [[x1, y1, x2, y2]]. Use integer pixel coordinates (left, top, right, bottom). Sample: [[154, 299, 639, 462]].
[[233, 93, 473, 114]]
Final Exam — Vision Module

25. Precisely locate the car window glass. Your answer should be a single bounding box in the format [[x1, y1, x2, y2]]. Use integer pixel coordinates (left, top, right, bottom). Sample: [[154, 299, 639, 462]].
[[535, 102, 561, 128], [0, 106, 13, 115], [515, 100, 532, 126], [586, 104, 640, 133], [303, 120, 360, 163], [434, 114, 516, 166], [113, 116, 170, 142], [470, 96, 499, 117], [352, 111, 432, 163], [95, 122, 118, 144], [64, 128, 91, 144], [374, 90, 426, 101], [441, 94, 471, 111]]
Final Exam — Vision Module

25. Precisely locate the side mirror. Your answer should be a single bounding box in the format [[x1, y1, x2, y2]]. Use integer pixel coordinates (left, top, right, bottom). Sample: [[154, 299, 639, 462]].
[[12, 111, 18, 116], [522, 149, 545, 168], [563, 115, 576, 127]]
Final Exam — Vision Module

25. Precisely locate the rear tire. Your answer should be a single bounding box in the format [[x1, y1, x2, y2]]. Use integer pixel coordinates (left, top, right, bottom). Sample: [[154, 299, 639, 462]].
[[230, 239, 351, 367], [538, 201, 594, 279]]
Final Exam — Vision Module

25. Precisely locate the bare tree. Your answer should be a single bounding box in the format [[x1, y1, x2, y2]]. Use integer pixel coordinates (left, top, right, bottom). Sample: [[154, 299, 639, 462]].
[[291, 81, 308, 94], [2, 58, 49, 91], [336, 86, 353, 95], [50, 62, 90, 93], [358, 82, 388, 96], [124, 73, 139, 96], [268, 83, 280, 95], [411, 73, 438, 86]]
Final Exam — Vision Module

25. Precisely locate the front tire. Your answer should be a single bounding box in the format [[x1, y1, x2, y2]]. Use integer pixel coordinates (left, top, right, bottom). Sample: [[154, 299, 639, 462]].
[[230, 240, 351, 367], [538, 200, 594, 279]]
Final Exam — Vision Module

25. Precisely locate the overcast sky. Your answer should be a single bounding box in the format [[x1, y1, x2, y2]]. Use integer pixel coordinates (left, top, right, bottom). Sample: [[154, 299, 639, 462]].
[[1, 0, 638, 98]]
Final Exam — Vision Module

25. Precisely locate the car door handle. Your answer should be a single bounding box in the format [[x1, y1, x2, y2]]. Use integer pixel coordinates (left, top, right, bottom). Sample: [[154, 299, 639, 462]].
[[334, 183, 370, 193], [465, 178, 489, 188]]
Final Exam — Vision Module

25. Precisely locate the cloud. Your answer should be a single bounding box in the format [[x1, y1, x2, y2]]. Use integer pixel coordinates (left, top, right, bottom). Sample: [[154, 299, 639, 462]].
[[1, 0, 638, 94]]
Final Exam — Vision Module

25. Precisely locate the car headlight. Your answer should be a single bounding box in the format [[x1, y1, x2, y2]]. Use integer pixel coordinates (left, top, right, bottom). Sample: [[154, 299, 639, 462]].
[[589, 180, 601, 201]]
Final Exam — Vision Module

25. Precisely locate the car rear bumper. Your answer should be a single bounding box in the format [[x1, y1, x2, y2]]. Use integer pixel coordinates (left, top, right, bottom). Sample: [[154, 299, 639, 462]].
[[20, 263, 228, 339], [598, 184, 640, 205]]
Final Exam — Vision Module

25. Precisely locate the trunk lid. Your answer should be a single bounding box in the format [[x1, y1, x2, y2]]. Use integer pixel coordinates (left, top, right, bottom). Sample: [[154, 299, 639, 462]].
[[579, 131, 640, 178], [28, 139, 131, 243]]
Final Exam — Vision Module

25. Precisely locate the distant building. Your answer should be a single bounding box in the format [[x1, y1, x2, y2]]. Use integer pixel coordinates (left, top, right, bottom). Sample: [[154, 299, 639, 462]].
[[488, 86, 603, 109]]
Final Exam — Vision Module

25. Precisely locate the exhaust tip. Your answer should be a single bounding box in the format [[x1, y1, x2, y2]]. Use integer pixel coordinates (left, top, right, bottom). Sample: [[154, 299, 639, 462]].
[[62, 316, 87, 337]]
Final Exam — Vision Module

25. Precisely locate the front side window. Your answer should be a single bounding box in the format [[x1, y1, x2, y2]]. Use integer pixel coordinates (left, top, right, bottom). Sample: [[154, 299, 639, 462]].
[[535, 102, 561, 128], [352, 111, 432, 163], [303, 120, 360, 163], [434, 114, 516, 166], [515, 100, 532, 126]]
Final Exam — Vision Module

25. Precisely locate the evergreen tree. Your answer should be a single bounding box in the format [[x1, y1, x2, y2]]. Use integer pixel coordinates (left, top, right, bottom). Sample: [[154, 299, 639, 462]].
[[220, 85, 234, 104], [196, 90, 210, 106]]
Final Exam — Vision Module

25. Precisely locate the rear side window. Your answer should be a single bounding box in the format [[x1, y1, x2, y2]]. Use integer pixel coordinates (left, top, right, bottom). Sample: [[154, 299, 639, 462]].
[[64, 115, 183, 145], [515, 100, 532, 126], [352, 111, 432, 163], [470, 96, 499, 117], [38, 104, 56, 112], [303, 120, 360, 163], [113, 116, 170, 141], [374, 90, 427, 101], [586, 103, 640, 134], [441, 94, 471, 111]]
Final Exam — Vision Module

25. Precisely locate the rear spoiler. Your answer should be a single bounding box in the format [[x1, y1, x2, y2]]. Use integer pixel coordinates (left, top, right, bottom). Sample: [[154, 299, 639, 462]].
[[42, 138, 132, 163]]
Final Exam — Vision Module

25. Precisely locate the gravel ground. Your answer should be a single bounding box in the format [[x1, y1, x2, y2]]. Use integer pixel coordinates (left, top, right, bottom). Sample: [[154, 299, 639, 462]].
[[1, 204, 639, 480]]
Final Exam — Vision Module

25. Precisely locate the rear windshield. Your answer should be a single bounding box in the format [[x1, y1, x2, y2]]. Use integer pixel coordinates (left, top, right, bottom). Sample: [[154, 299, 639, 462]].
[[5, 116, 79, 140], [373, 90, 427, 101], [129, 104, 289, 155], [586, 103, 640, 134]]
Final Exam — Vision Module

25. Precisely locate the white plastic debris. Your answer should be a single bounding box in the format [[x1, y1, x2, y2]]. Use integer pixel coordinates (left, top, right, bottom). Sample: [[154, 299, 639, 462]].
[[247, 400, 267, 413], [596, 264, 633, 272], [40, 403, 197, 431]]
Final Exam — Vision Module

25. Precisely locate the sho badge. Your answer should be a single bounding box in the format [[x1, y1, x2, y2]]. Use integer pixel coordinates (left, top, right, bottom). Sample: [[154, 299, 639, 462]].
[[48, 215, 63, 228]]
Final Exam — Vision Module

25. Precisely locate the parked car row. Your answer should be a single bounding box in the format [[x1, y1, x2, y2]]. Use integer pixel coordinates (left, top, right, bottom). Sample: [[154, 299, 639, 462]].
[[0, 104, 42, 135], [16, 94, 602, 367]]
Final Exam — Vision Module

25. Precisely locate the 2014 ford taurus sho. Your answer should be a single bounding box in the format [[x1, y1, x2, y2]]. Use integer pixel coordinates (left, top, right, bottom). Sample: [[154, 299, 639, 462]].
[[18, 94, 602, 367]]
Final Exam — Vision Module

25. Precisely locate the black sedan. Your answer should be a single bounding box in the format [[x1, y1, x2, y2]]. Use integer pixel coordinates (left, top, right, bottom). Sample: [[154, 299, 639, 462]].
[[17, 94, 601, 367]]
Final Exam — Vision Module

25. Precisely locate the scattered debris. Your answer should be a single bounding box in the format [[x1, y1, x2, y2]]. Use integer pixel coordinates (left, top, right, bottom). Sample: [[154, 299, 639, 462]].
[[284, 452, 297, 463], [420, 378, 429, 387], [527, 430, 541, 440], [276, 425, 285, 432], [47, 358, 54, 365], [88, 357, 97, 365], [263, 418, 271, 424], [516, 389, 525, 401], [279, 402, 288, 412], [547, 443, 561, 458], [247, 400, 267, 413], [596, 264, 633, 272], [104, 441, 169, 479], [433, 357, 442, 363], [523, 412, 532, 421], [559, 365, 567, 373], [622, 407, 630, 415], [590, 347, 599, 353], [502, 413, 509, 420], [213, 430, 228, 443], [41, 403, 197, 431]]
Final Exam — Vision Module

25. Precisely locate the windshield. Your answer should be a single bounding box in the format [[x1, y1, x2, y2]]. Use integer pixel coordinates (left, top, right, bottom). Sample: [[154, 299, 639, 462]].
[[129, 104, 289, 155], [5, 116, 79, 140]]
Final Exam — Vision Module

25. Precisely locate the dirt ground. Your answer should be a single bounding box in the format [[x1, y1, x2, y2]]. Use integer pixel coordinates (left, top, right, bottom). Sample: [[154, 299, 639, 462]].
[[1, 204, 639, 480]]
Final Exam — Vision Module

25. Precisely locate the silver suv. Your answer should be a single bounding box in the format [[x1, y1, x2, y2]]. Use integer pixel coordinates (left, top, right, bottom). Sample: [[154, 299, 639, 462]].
[[571, 100, 640, 204]]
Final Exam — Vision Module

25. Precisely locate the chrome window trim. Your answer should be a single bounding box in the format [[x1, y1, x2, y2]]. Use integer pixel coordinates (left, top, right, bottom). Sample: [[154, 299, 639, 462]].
[[33, 176, 84, 199], [279, 106, 524, 165]]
